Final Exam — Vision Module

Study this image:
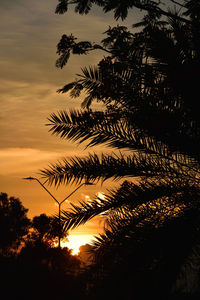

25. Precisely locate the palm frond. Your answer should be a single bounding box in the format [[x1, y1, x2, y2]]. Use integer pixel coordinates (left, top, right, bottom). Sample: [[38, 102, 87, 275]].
[[46, 109, 200, 173], [57, 65, 102, 107], [56, 62, 142, 108], [57, 81, 78, 94], [92, 187, 200, 260], [40, 149, 185, 187], [79, 66, 102, 86], [60, 178, 198, 232], [47, 109, 166, 154]]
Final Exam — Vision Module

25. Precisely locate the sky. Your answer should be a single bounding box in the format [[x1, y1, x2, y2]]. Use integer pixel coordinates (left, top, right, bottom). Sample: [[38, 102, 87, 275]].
[[0, 0, 141, 239]]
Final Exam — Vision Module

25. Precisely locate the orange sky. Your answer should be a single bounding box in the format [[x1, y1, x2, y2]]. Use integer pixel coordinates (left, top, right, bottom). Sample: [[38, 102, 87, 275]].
[[0, 0, 140, 237]]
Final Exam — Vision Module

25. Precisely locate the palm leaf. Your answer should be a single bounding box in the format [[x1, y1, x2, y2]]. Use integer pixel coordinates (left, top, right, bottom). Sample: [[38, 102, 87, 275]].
[[46, 109, 200, 172], [40, 150, 184, 187], [47, 109, 163, 153], [60, 178, 197, 231], [91, 186, 200, 258]]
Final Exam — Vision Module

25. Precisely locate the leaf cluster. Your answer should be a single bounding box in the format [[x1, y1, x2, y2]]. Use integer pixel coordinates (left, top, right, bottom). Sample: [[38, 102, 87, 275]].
[[40, 2, 200, 295], [0, 193, 30, 255], [30, 214, 68, 247], [56, 34, 93, 68]]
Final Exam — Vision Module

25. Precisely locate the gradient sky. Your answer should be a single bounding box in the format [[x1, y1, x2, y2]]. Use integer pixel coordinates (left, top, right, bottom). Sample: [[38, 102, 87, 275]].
[[0, 0, 140, 236]]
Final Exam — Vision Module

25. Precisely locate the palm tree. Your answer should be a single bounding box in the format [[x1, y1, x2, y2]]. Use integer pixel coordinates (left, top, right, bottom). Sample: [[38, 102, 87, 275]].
[[41, 2, 200, 298]]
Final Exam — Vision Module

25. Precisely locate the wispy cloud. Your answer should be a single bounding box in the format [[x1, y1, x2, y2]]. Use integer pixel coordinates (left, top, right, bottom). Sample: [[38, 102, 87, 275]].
[[0, 148, 62, 175], [0, 0, 118, 155]]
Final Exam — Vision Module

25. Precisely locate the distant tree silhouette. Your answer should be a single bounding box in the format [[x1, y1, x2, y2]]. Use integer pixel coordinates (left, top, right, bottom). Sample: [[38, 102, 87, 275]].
[[16, 216, 84, 300], [30, 213, 68, 247], [41, 1, 200, 298], [2, 246, 85, 300], [0, 192, 30, 256], [0, 194, 86, 300]]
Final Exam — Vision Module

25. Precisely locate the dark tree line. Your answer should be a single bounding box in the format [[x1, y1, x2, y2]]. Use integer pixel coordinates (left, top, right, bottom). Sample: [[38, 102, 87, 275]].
[[0, 192, 86, 300]]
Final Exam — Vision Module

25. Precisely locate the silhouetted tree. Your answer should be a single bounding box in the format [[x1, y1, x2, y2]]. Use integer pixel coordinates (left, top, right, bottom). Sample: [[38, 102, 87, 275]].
[[55, 0, 197, 23], [0, 192, 30, 256], [2, 246, 85, 300], [41, 1, 200, 298], [19, 213, 70, 276], [30, 213, 68, 247], [16, 215, 84, 300]]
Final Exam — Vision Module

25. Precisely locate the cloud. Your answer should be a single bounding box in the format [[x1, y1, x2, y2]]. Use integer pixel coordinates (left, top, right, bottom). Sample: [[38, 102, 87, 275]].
[[0, 0, 138, 93], [0, 147, 79, 176], [0, 78, 83, 152], [0, 0, 120, 155], [0, 0, 24, 9]]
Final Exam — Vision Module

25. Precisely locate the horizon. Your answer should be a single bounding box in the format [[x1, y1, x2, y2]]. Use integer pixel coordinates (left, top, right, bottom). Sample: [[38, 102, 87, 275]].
[[63, 234, 95, 255]]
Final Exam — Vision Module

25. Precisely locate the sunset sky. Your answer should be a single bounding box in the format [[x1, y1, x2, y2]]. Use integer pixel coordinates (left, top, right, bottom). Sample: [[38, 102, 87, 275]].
[[0, 0, 140, 242]]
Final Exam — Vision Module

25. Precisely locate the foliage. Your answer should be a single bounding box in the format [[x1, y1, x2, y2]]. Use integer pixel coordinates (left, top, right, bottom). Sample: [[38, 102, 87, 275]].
[[29, 213, 68, 247], [55, 0, 199, 22], [0, 193, 88, 299], [40, 1, 200, 298], [1, 247, 85, 300], [0, 192, 30, 255]]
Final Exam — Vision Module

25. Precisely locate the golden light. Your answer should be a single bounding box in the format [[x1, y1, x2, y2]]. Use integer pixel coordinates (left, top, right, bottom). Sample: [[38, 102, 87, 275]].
[[71, 246, 80, 255], [96, 192, 105, 201], [62, 234, 94, 255], [84, 195, 91, 201]]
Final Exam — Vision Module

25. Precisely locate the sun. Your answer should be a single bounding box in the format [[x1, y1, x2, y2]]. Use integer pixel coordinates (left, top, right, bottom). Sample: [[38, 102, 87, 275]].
[[62, 234, 94, 255], [70, 243, 80, 255]]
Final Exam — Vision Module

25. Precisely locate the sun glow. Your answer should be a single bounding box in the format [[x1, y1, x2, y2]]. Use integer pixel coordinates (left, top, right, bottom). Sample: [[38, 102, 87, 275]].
[[62, 234, 94, 255]]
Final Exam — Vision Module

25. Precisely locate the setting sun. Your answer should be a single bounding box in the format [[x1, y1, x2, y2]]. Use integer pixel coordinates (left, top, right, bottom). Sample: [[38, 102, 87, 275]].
[[62, 234, 94, 255]]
